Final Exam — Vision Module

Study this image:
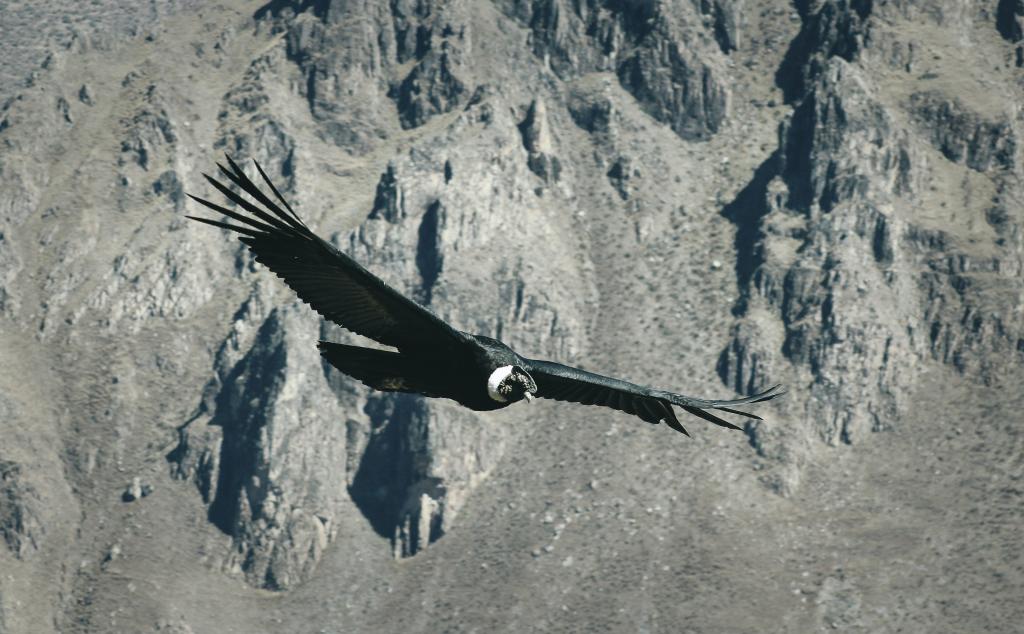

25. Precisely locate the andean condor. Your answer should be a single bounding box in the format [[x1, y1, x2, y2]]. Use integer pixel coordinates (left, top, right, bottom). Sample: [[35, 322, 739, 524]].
[[188, 157, 784, 436]]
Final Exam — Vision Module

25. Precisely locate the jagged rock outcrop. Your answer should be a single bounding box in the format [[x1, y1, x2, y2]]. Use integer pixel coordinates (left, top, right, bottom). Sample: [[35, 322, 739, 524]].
[[152, 169, 185, 211], [502, 0, 731, 140], [119, 102, 176, 171], [0, 230, 21, 315], [722, 57, 920, 473], [997, 0, 1024, 43], [169, 55, 592, 581], [172, 293, 348, 590], [567, 80, 616, 135], [0, 150, 46, 322], [393, 35, 471, 129], [721, 1, 1024, 494], [2, 0, 1023, 629], [780, 61, 919, 213], [606, 155, 639, 200], [699, 0, 743, 53], [614, 13, 730, 140], [267, 0, 475, 149], [0, 459, 44, 559], [777, 0, 873, 102], [86, 238, 218, 334], [387, 1, 473, 129], [519, 98, 562, 183], [277, 7, 392, 151], [338, 101, 591, 558], [909, 91, 1017, 172]]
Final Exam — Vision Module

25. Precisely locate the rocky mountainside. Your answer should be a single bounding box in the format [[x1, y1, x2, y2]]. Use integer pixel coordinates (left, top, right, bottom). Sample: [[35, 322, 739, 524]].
[[1, 1, 1022, 632]]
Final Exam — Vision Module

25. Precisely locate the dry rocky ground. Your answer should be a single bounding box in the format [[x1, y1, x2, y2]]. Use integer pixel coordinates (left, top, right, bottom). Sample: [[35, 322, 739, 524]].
[[0, 0, 1022, 632]]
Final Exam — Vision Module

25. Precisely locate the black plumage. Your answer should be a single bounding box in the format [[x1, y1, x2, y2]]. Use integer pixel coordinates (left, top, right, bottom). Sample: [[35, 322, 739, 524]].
[[189, 157, 785, 436]]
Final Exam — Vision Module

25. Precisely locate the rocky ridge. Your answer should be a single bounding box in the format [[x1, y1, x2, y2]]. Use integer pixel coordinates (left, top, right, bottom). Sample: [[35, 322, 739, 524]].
[[719, 0, 1024, 492], [0, 0, 1021, 632]]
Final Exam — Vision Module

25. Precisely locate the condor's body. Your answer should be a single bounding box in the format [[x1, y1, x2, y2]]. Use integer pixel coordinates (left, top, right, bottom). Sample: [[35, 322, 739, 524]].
[[318, 334, 534, 412], [188, 157, 783, 437]]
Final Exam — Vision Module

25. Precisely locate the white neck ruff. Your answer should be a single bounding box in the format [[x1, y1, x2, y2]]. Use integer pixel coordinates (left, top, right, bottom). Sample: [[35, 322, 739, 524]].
[[487, 366, 515, 402]]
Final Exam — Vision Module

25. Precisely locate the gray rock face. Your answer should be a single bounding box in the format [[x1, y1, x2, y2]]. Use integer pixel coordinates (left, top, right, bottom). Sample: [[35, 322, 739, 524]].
[[171, 291, 348, 589], [86, 239, 218, 334], [519, 98, 562, 183], [502, 0, 731, 140], [120, 103, 177, 171], [777, 0, 873, 101], [165, 31, 591, 583], [1, 0, 1023, 631], [613, 12, 730, 141], [0, 0, 201, 103], [997, 0, 1024, 42], [393, 37, 471, 129], [721, 1, 1024, 495], [337, 106, 591, 558], [0, 230, 22, 315], [273, 0, 476, 146], [723, 58, 920, 456], [909, 91, 1017, 172], [0, 460, 44, 559]]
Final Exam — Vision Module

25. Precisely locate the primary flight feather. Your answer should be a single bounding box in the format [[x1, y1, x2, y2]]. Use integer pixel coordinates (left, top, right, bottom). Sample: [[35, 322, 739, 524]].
[[189, 157, 784, 436]]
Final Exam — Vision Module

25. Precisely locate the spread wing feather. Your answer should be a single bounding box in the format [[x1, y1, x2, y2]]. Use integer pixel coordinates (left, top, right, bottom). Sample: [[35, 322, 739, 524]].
[[525, 359, 785, 435], [188, 156, 467, 352]]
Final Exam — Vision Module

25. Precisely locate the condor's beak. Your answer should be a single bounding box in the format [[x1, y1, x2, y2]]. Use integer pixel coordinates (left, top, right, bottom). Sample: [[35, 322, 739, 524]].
[[524, 392, 535, 403]]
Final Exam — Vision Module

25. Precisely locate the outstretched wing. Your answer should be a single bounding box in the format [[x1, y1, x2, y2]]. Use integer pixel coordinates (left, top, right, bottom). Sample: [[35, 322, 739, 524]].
[[524, 359, 784, 436], [188, 156, 467, 352]]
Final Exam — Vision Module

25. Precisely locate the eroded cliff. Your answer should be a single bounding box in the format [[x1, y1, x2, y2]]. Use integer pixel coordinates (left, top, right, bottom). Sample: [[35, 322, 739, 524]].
[[0, 0, 1021, 632]]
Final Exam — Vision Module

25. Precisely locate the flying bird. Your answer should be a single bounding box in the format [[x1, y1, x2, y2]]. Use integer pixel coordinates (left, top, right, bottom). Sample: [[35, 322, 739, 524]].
[[188, 157, 784, 436]]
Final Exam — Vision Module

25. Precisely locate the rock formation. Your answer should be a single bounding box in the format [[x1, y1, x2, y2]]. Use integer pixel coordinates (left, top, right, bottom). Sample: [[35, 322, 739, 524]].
[[0, 0, 1021, 631]]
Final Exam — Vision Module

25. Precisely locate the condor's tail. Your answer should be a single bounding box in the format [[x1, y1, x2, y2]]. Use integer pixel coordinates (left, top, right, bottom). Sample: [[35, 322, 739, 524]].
[[317, 341, 442, 397]]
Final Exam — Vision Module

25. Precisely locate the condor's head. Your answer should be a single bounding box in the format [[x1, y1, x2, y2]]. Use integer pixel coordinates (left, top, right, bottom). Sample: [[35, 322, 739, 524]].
[[487, 366, 538, 404]]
